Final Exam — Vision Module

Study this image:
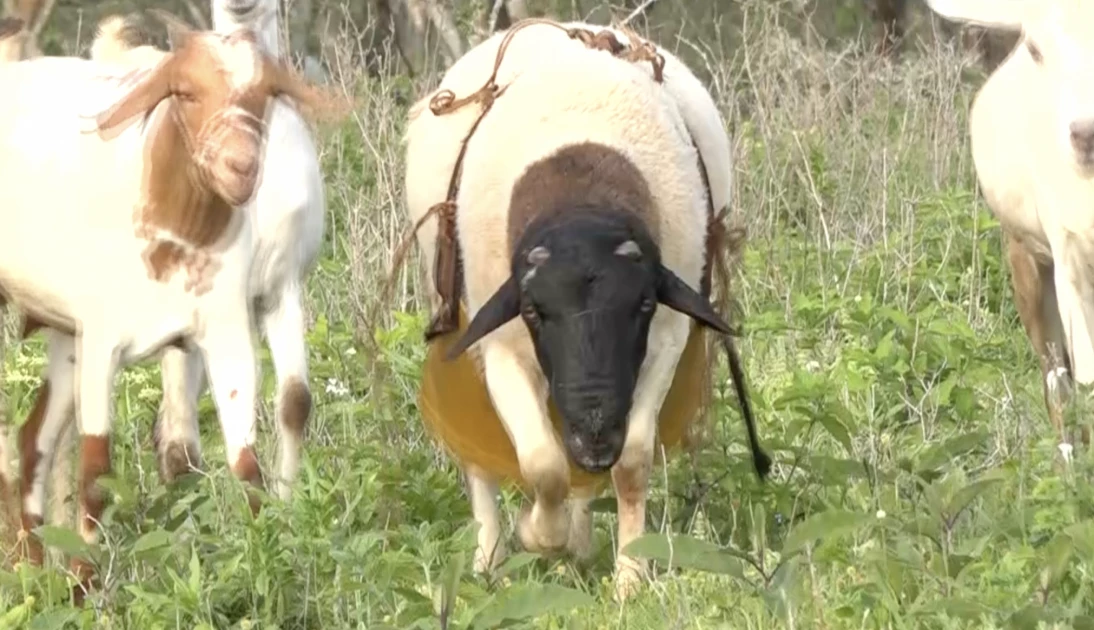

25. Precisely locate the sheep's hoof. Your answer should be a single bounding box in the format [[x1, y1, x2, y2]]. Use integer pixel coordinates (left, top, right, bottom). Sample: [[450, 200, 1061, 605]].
[[473, 541, 506, 574], [516, 502, 569, 556], [612, 557, 647, 602]]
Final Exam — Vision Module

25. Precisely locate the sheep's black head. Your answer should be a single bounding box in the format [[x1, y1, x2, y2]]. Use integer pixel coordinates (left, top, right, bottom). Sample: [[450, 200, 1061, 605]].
[[446, 208, 731, 473]]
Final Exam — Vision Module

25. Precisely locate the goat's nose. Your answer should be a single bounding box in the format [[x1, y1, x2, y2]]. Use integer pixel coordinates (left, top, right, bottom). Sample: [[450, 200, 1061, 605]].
[[1070, 119, 1094, 154], [226, 154, 257, 177]]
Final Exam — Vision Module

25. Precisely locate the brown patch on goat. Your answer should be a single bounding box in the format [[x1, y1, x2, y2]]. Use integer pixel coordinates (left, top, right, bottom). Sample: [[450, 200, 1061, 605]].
[[0, 17, 23, 38], [507, 142, 656, 249], [92, 25, 347, 294], [280, 377, 312, 441], [1005, 235, 1080, 449], [72, 434, 109, 603], [15, 380, 50, 564], [230, 447, 265, 515], [152, 421, 202, 482]]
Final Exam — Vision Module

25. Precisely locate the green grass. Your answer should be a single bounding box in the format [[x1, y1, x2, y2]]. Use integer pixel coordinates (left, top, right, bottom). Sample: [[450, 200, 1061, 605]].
[[6, 4, 1094, 629]]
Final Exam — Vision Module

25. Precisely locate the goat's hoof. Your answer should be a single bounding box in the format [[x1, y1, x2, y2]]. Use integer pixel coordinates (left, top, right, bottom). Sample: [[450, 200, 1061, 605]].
[[517, 502, 569, 555]]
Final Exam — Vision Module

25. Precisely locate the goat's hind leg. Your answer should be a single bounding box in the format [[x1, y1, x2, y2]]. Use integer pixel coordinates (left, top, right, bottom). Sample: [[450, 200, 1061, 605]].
[[16, 332, 77, 566], [466, 466, 506, 573], [1007, 237, 1074, 455], [155, 347, 206, 482]]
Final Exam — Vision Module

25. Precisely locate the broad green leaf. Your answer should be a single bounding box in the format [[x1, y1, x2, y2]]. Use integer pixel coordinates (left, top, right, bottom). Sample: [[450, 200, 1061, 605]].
[[817, 413, 854, 454], [915, 430, 989, 474], [945, 477, 1003, 519], [131, 529, 172, 557], [469, 584, 594, 630], [35, 525, 92, 559], [27, 608, 79, 630], [623, 533, 745, 577], [782, 510, 872, 555], [438, 551, 465, 623], [1040, 531, 1074, 592]]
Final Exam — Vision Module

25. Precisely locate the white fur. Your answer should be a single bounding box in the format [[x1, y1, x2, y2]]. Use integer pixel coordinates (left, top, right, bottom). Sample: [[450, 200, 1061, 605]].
[[926, 0, 1094, 386], [0, 54, 262, 546], [29, 2, 325, 514], [404, 21, 731, 599]]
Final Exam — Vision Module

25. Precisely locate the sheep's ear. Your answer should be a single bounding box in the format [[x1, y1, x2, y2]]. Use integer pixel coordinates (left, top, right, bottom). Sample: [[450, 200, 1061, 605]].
[[655, 264, 732, 335], [445, 276, 521, 360], [95, 60, 173, 135]]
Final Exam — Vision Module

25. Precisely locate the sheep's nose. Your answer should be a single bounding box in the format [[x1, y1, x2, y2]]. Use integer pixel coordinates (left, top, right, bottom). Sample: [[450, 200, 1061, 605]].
[[1070, 119, 1094, 155]]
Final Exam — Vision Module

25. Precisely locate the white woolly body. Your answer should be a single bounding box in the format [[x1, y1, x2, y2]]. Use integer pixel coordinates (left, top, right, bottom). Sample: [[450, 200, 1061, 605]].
[[404, 21, 731, 593]]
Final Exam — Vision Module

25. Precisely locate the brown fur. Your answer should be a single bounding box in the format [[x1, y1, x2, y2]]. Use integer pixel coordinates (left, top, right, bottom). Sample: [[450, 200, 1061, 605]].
[[15, 379, 49, 564], [1004, 234, 1086, 448], [72, 434, 109, 603], [280, 377, 312, 441], [230, 447, 264, 515], [507, 142, 657, 250]]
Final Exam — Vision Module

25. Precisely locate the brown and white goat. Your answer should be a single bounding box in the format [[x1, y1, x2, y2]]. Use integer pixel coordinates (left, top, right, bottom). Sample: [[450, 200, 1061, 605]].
[[0, 20, 333, 602]]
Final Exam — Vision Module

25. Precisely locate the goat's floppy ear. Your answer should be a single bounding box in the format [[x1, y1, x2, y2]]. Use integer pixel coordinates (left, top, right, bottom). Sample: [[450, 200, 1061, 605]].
[[655, 264, 732, 334], [95, 59, 173, 135], [266, 57, 352, 123], [445, 276, 521, 360]]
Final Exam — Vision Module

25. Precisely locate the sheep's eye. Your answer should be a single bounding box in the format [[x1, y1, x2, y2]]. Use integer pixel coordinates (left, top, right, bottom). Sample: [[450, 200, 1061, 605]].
[[1026, 40, 1043, 64]]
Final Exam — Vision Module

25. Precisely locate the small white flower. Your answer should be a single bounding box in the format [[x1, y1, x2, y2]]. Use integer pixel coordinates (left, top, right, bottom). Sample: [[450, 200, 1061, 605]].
[[1059, 442, 1074, 463], [876, 509, 886, 520], [325, 377, 349, 397], [345, 347, 357, 356]]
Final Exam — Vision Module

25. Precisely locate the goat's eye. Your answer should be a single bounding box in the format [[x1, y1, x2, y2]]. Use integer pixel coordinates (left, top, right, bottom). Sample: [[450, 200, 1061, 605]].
[[639, 297, 655, 313], [1026, 40, 1043, 64]]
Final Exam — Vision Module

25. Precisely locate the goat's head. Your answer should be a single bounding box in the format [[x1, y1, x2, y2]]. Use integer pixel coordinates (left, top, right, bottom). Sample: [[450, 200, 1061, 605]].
[[928, 0, 1094, 171], [446, 209, 731, 474], [93, 13, 332, 206]]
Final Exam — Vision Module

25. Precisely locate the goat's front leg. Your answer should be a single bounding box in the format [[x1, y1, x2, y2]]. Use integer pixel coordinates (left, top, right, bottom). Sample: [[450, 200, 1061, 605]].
[[567, 489, 597, 562], [483, 344, 571, 555], [71, 334, 120, 605], [155, 346, 206, 481], [18, 331, 77, 566], [611, 319, 689, 602], [260, 282, 312, 500], [198, 312, 263, 515]]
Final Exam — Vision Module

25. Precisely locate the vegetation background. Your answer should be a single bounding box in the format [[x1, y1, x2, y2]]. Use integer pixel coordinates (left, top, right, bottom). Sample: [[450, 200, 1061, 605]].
[[2, 0, 1090, 628]]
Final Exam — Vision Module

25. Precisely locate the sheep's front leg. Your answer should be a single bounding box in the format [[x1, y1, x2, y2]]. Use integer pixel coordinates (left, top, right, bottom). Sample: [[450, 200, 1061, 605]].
[[483, 344, 571, 554], [466, 466, 505, 573], [259, 282, 312, 500], [611, 320, 689, 602], [155, 347, 206, 481], [198, 313, 264, 515], [71, 335, 120, 604], [18, 331, 77, 566]]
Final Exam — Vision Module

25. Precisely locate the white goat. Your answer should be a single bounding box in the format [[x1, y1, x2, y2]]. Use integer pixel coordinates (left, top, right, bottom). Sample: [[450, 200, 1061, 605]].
[[925, 0, 1094, 456], [405, 20, 765, 600], [23, 0, 327, 520], [0, 20, 332, 599]]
